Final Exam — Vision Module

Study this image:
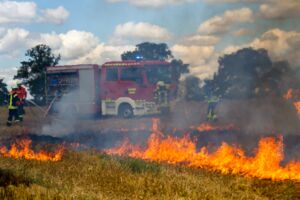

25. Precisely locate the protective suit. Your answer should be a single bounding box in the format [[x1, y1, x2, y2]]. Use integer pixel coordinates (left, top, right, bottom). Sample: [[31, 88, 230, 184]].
[[206, 95, 220, 121], [7, 86, 20, 126], [154, 81, 170, 115]]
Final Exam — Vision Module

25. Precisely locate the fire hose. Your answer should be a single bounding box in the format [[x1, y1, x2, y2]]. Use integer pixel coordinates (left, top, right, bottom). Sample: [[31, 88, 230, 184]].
[[26, 99, 66, 124], [44, 96, 57, 118], [26, 99, 46, 113]]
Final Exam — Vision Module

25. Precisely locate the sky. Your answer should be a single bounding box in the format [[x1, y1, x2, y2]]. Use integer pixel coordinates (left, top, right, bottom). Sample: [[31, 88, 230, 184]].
[[0, 0, 300, 86]]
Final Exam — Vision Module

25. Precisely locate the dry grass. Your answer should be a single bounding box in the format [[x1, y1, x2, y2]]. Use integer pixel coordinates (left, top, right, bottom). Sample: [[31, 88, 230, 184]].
[[0, 106, 154, 136], [1, 101, 300, 199], [2, 98, 298, 136], [0, 106, 48, 137], [0, 151, 299, 200]]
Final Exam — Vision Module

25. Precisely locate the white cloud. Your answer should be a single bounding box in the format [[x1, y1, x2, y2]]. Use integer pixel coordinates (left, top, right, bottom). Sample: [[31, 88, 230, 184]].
[[38, 32, 63, 50], [234, 28, 253, 36], [181, 35, 220, 46], [40, 6, 69, 24], [260, 0, 300, 19], [0, 28, 30, 55], [172, 44, 218, 79], [57, 30, 99, 60], [222, 44, 245, 55], [70, 44, 134, 64], [197, 7, 253, 35], [107, 0, 197, 8], [220, 28, 300, 68], [0, 67, 18, 88], [180, 28, 300, 80], [0, 28, 135, 67], [111, 22, 172, 44], [0, 1, 69, 25], [0, 1, 36, 24], [0, 28, 134, 88], [250, 29, 300, 66]]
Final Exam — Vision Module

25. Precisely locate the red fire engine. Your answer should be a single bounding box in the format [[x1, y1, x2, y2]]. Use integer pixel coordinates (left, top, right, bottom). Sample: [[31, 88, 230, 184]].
[[46, 60, 177, 117]]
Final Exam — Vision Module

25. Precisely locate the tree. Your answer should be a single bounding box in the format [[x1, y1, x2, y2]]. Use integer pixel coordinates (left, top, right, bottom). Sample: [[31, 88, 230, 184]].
[[14, 44, 60, 105], [170, 59, 189, 81], [121, 42, 189, 82], [256, 61, 291, 96], [203, 48, 289, 99], [122, 42, 173, 61], [0, 79, 8, 105], [185, 76, 202, 101]]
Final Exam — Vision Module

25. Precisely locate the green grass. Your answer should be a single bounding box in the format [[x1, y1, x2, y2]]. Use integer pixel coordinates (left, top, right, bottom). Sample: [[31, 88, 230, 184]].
[[0, 151, 299, 200]]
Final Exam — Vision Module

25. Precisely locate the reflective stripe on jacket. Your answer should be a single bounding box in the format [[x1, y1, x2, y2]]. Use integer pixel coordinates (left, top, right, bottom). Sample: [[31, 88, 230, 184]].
[[154, 86, 170, 107], [8, 93, 18, 110], [207, 96, 219, 104]]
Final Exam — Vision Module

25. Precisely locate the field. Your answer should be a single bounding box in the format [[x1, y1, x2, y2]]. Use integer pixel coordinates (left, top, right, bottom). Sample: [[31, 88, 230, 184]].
[[0, 99, 300, 199], [1, 152, 300, 200]]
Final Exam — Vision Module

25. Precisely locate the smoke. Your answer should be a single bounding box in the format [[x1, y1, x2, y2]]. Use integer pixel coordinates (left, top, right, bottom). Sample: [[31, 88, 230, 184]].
[[42, 67, 98, 136], [217, 98, 300, 134], [41, 90, 81, 136], [36, 1, 300, 162]]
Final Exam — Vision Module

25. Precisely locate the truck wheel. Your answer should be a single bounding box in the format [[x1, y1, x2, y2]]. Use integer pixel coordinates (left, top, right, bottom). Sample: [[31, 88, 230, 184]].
[[118, 104, 133, 118]]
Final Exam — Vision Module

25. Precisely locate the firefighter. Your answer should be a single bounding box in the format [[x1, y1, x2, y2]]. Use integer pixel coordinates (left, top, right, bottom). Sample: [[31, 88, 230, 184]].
[[154, 81, 170, 115], [206, 94, 220, 121], [7, 85, 20, 127], [15, 81, 27, 122]]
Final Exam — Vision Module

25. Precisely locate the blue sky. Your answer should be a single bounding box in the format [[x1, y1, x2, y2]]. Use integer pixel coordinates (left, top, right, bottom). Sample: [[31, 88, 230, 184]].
[[1, 0, 300, 85]]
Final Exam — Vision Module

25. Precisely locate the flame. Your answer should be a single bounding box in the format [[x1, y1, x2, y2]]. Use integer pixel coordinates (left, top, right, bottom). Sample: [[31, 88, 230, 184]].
[[106, 119, 300, 182], [192, 123, 236, 132], [283, 89, 300, 116], [284, 89, 293, 100], [0, 139, 64, 161], [294, 102, 300, 117]]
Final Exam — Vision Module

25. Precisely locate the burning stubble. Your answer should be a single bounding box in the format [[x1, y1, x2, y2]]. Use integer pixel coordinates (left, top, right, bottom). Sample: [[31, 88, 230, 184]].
[[105, 118, 300, 182], [0, 139, 64, 162]]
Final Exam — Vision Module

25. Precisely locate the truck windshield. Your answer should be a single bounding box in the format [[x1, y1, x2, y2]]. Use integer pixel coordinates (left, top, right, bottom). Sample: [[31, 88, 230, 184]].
[[145, 65, 173, 84]]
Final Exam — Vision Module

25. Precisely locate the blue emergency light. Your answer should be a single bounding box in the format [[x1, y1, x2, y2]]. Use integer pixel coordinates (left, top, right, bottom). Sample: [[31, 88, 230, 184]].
[[135, 55, 143, 60]]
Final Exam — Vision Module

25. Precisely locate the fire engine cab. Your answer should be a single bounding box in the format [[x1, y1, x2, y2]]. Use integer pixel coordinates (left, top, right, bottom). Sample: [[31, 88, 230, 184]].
[[46, 60, 177, 118]]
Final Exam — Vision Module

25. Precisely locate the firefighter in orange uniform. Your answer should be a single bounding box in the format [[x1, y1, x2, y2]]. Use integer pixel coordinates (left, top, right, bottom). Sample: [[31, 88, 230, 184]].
[[7, 85, 20, 127], [15, 81, 27, 122]]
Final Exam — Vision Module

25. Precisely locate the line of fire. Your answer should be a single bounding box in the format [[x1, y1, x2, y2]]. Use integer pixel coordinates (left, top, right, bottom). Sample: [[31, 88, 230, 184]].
[[1, 10, 300, 198], [2, 56, 300, 184]]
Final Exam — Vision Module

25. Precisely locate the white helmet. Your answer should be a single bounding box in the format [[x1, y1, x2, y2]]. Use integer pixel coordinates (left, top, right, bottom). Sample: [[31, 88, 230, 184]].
[[16, 80, 22, 86], [157, 81, 165, 87], [11, 84, 18, 90]]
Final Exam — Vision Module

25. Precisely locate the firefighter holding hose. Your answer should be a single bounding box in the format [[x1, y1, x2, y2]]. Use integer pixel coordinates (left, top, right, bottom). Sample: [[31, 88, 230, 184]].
[[15, 81, 27, 122], [154, 81, 170, 115], [206, 94, 220, 121], [6, 85, 20, 127]]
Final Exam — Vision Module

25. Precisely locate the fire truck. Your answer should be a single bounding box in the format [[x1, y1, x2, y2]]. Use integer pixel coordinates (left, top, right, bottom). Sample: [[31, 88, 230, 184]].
[[46, 60, 177, 118]]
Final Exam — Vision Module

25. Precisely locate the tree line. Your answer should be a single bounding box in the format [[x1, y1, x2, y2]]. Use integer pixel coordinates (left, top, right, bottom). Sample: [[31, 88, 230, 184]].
[[0, 43, 298, 105], [0, 79, 8, 105], [187, 48, 299, 100]]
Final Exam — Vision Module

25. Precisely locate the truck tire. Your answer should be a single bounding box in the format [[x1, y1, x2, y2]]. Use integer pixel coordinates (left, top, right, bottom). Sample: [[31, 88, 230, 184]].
[[118, 104, 134, 118]]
